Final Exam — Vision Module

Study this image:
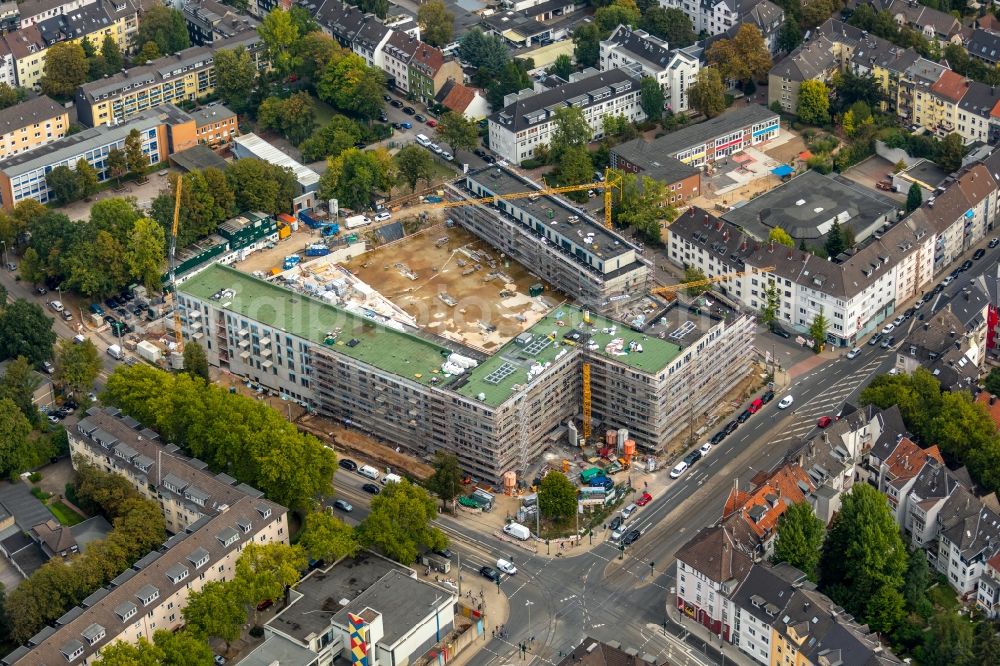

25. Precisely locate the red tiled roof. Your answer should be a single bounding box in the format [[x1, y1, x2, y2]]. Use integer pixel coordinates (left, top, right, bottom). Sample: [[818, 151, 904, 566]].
[[979, 13, 1000, 33], [976, 392, 1000, 430], [442, 82, 478, 113], [411, 43, 444, 74], [883, 437, 943, 482], [987, 550, 1000, 573], [930, 69, 971, 103], [722, 463, 815, 539]]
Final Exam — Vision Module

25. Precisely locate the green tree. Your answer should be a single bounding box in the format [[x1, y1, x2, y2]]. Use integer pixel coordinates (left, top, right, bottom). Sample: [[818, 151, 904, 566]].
[[126, 217, 165, 293], [984, 368, 1000, 396], [101, 34, 123, 72], [40, 42, 88, 98], [797, 79, 830, 125], [137, 5, 190, 56], [0, 398, 34, 478], [905, 183, 923, 213], [903, 548, 933, 619], [557, 145, 593, 202], [317, 148, 395, 210], [299, 510, 360, 562], [226, 158, 298, 215], [394, 144, 434, 192], [920, 611, 975, 666], [417, 0, 454, 47], [937, 133, 965, 173], [537, 471, 577, 523], [550, 106, 593, 158], [972, 619, 1000, 666], [106, 147, 127, 185], [594, 0, 640, 33], [761, 282, 779, 326], [615, 172, 674, 243], [435, 111, 478, 156], [258, 93, 317, 145], [824, 221, 846, 257], [182, 342, 210, 382], [0, 83, 27, 111], [153, 629, 215, 666], [75, 158, 99, 198], [124, 128, 146, 176], [317, 52, 386, 121], [53, 338, 101, 396], [427, 451, 463, 509], [259, 8, 300, 76], [299, 115, 363, 162], [356, 479, 446, 564], [459, 29, 509, 80], [0, 356, 41, 421], [46, 165, 83, 204], [548, 53, 574, 79], [0, 300, 56, 364], [809, 308, 828, 351], [640, 7, 695, 47], [182, 581, 246, 650], [288, 5, 319, 35], [768, 226, 794, 247], [819, 483, 908, 634], [234, 542, 308, 623], [213, 47, 258, 115], [706, 24, 772, 85], [772, 501, 824, 580], [295, 32, 342, 83], [777, 18, 802, 53], [639, 76, 665, 121], [136, 40, 161, 65], [486, 58, 532, 109], [683, 265, 708, 296], [687, 67, 727, 118], [92, 637, 165, 666], [573, 23, 602, 69]]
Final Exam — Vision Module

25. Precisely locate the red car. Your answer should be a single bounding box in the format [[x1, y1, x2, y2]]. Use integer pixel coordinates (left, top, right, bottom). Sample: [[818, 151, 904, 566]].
[[636, 492, 652, 507], [426, 118, 437, 127], [817, 416, 833, 429]]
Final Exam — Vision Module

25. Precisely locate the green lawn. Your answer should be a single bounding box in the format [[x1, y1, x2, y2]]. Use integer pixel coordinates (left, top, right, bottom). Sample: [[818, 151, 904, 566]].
[[313, 98, 338, 126], [47, 500, 84, 526]]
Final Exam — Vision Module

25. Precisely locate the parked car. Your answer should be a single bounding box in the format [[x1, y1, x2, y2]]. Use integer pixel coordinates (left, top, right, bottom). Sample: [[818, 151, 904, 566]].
[[426, 119, 437, 127], [400, 121, 412, 129], [361, 483, 381, 495], [609, 515, 624, 531], [374, 212, 391, 222], [482, 154, 496, 164], [414, 114, 426, 122], [47, 414, 62, 423], [904, 307, 915, 319], [761, 390, 775, 404], [669, 461, 689, 479], [892, 314, 905, 326], [881, 335, 895, 349], [434, 549, 454, 559], [378, 111, 388, 122], [256, 599, 273, 612], [479, 566, 501, 582], [974, 248, 986, 260], [962, 259, 974, 271], [990, 238, 999, 249], [881, 323, 895, 335], [474, 148, 487, 158], [402, 106, 415, 115], [683, 450, 702, 466], [699, 442, 712, 455], [5, 262, 15, 271], [846, 347, 862, 359], [778, 395, 794, 409], [383, 94, 392, 102], [636, 492, 652, 507], [390, 99, 403, 108], [942, 276, 955, 287], [710, 431, 726, 445], [338, 459, 357, 471], [932, 283, 945, 294], [35, 287, 47, 295], [771, 326, 791, 339], [42, 361, 54, 374], [868, 332, 883, 346], [441, 152, 454, 161], [817, 416, 833, 428], [736, 409, 751, 423], [333, 499, 353, 512], [724, 420, 739, 434], [622, 529, 641, 545]]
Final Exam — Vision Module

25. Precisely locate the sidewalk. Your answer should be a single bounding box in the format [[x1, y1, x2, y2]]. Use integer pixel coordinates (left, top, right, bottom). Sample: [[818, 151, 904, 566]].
[[666, 612, 757, 666]]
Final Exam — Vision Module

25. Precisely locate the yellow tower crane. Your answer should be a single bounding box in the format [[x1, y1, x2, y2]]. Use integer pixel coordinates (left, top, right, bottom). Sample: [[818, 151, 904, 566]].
[[169, 177, 184, 352], [581, 362, 592, 441], [649, 267, 774, 298], [424, 167, 623, 230]]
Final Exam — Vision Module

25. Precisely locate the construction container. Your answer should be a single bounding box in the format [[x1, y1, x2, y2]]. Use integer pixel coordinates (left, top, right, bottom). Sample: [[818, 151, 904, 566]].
[[278, 213, 296, 226], [136, 340, 162, 363], [270, 267, 282, 276], [529, 283, 544, 297], [278, 225, 291, 239]]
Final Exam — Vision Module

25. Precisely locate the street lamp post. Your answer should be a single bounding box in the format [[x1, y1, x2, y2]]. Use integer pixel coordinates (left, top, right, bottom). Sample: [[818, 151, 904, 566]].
[[525, 599, 533, 627]]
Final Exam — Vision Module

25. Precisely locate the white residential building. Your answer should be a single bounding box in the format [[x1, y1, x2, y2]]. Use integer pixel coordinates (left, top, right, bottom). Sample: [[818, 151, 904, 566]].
[[658, 0, 784, 52], [599, 25, 700, 113], [673, 525, 751, 642], [488, 68, 644, 164]]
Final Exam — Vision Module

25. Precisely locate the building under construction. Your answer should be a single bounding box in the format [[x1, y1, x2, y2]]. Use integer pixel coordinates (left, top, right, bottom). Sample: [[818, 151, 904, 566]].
[[178, 263, 755, 483], [444, 166, 651, 314]]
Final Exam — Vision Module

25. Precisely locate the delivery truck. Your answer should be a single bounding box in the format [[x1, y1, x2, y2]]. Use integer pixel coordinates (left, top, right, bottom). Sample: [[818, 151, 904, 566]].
[[345, 214, 371, 229]]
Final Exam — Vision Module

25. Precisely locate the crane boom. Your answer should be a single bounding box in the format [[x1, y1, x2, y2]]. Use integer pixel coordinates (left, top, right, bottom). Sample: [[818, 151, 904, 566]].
[[424, 168, 622, 229], [649, 267, 775, 296], [169, 176, 183, 351]]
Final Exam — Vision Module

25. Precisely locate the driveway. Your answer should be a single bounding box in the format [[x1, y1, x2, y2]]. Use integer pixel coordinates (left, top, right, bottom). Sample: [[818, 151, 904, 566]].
[[59, 172, 176, 220]]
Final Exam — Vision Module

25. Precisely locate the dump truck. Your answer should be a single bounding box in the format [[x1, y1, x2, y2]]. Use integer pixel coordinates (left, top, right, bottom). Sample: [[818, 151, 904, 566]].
[[298, 210, 324, 228], [305, 244, 330, 257]]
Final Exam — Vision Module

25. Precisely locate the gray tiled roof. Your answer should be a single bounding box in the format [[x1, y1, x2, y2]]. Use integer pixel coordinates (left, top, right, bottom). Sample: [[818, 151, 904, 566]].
[[626, 105, 777, 159], [0, 96, 64, 137]]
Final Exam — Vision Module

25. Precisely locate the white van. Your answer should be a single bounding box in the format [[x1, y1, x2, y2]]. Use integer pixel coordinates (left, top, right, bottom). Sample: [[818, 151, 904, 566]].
[[107, 344, 124, 360], [496, 558, 517, 575], [381, 473, 402, 485], [669, 460, 689, 479], [503, 522, 531, 541], [416, 134, 431, 147], [358, 465, 380, 481], [73, 334, 86, 344], [48, 300, 64, 313]]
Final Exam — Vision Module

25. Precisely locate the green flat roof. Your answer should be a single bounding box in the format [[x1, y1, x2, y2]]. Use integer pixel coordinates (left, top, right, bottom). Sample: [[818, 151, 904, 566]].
[[456, 305, 682, 407], [180, 264, 453, 386]]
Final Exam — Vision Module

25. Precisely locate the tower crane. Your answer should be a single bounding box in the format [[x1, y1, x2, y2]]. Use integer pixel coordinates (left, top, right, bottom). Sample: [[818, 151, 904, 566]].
[[649, 267, 774, 297], [423, 167, 623, 230], [169, 177, 184, 353]]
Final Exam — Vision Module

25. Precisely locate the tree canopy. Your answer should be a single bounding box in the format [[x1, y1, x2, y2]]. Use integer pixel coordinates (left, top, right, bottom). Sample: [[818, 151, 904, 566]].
[[356, 479, 447, 564], [427, 451, 463, 508], [395, 144, 434, 193], [538, 471, 577, 522], [299, 510, 360, 562], [687, 68, 727, 118], [768, 226, 794, 248], [53, 338, 101, 397], [417, 0, 454, 47], [706, 25, 772, 85], [40, 42, 88, 98], [318, 148, 395, 210], [797, 79, 831, 125], [0, 300, 56, 365], [772, 501, 825, 580], [137, 5, 190, 56]]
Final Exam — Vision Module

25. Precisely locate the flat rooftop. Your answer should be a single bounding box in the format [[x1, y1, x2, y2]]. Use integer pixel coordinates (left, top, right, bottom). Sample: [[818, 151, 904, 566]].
[[180, 264, 454, 387], [267, 553, 407, 643], [722, 170, 897, 243], [464, 166, 637, 262], [332, 569, 450, 646], [455, 304, 681, 407]]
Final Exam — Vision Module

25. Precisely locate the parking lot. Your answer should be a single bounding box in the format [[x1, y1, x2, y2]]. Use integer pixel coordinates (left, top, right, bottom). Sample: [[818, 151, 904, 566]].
[[840, 155, 907, 204]]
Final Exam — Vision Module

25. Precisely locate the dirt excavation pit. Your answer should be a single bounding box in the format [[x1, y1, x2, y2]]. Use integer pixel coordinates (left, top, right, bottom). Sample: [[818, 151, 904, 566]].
[[342, 225, 561, 352]]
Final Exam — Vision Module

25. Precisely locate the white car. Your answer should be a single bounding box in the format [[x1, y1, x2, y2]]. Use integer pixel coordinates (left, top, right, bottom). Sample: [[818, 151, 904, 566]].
[[777, 395, 794, 409], [942, 276, 955, 286], [893, 314, 906, 326], [846, 347, 861, 359], [699, 442, 712, 455], [430, 143, 443, 154], [496, 558, 517, 575], [374, 212, 391, 222], [441, 151, 454, 161], [888, 368, 900, 376], [669, 460, 689, 479], [881, 323, 895, 335]]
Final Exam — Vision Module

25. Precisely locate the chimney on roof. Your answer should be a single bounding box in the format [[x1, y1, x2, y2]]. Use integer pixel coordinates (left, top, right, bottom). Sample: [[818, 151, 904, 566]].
[[769, 241, 774, 253], [950, 330, 956, 337], [704, 214, 710, 227], [991, 395, 996, 406], [924, 322, 930, 330]]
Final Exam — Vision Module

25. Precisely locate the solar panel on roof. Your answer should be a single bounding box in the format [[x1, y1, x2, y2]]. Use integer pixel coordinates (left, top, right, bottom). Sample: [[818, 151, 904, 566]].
[[522, 336, 552, 356], [483, 362, 516, 384]]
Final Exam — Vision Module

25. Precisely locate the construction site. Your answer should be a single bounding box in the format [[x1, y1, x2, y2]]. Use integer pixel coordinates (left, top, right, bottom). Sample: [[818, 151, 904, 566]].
[[173, 165, 760, 486]]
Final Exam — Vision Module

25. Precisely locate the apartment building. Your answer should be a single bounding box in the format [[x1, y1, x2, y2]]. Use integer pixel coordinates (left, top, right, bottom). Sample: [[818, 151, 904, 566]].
[[381, 30, 419, 93], [187, 102, 238, 147], [728, 563, 805, 664], [0, 407, 289, 666], [488, 68, 644, 165], [599, 25, 700, 114], [608, 137, 701, 205], [247, 0, 290, 19], [75, 31, 264, 127], [17, 0, 96, 28], [0, 105, 192, 207], [720, 464, 815, 560], [856, 0, 965, 44], [5, 25, 47, 91], [409, 42, 461, 105], [666, 203, 940, 347], [978, 552, 1000, 618], [0, 95, 68, 160], [968, 28, 1000, 66], [956, 81, 1000, 145], [181, 0, 258, 47], [893, 306, 984, 390], [657, 0, 783, 52]]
